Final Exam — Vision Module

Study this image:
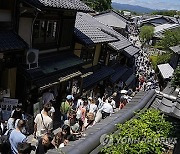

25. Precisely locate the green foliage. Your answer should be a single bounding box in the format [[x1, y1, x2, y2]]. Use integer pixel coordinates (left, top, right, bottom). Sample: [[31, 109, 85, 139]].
[[150, 55, 158, 70], [150, 52, 172, 70], [172, 66, 180, 87], [157, 28, 180, 50], [101, 109, 173, 154], [82, 0, 112, 12], [151, 10, 180, 17], [140, 26, 154, 44]]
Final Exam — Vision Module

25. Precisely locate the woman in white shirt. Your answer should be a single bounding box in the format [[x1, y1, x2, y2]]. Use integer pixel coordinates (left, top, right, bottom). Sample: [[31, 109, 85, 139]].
[[88, 99, 97, 114]]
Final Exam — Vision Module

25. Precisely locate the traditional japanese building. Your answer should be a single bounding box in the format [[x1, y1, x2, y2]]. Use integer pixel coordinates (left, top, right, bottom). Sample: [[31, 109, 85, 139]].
[[94, 10, 130, 37], [0, 0, 93, 112], [140, 15, 176, 27], [170, 45, 180, 69], [74, 12, 139, 96]]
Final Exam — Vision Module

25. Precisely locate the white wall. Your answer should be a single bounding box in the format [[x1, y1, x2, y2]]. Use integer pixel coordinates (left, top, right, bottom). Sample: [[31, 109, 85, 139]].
[[0, 9, 11, 21], [18, 17, 32, 46]]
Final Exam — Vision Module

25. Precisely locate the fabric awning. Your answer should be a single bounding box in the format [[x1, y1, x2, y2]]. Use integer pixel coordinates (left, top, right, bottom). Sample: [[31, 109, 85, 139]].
[[157, 63, 174, 79], [36, 70, 82, 90], [82, 66, 115, 90], [110, 66, 128, 83], [125, 74, 136, 87], [120, 69, 133, 83]]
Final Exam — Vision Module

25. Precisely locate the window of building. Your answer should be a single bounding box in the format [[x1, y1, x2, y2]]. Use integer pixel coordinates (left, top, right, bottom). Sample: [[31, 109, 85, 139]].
[[99, 45, 107, 65], [81, 46, 95, 63], [109, 53, 118, 66], [33, 20, 59, 49], [0, 0, 13, 9]]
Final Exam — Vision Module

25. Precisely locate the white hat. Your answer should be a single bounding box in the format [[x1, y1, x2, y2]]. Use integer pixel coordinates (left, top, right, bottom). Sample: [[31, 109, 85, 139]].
[[88, 97, 92, 100], [64, 120, 70, 126], [120, 90, 128, 94], [66, 95, 74, 100]]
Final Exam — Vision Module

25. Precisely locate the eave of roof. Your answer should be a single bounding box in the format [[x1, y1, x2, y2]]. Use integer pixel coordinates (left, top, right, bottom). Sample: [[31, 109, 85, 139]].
[[21, 0, 94, 12], [94, 9, 129, 23], [0, 31, 28, 52]]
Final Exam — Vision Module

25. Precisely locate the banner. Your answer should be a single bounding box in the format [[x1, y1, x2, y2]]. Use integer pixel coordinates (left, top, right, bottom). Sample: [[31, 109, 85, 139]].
[[0, 98, 18, 121]]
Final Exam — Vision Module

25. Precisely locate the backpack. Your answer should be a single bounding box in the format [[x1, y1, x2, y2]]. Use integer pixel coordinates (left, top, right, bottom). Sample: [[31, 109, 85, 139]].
[[60, 102, 70, 114], [0, 129, 13, 153]]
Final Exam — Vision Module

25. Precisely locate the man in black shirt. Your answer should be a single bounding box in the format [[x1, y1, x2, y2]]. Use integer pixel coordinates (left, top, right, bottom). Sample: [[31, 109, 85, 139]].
[[36, 133, 54, 154]]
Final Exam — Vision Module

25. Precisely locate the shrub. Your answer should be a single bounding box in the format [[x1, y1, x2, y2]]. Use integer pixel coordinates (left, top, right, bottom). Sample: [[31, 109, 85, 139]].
[[101, 109, 173, 154], [172, 66, 180, 87], [150, 53, 172, 71]]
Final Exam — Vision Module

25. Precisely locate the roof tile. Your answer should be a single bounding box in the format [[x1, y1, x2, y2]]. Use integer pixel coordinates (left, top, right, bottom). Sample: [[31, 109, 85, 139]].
[[0, 31, 28, 52], [75, 12, 118, 45], [22, 0, 93, 12]]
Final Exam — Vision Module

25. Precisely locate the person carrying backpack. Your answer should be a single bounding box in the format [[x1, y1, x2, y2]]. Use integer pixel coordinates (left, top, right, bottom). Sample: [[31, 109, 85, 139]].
[[60, 95, 74, 126]]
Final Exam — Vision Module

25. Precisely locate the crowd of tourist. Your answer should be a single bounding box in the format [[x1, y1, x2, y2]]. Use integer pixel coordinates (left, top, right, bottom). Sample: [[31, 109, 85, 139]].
[[128, 33, 159, 92], [0, 86, 136, 154], [136, 50, 158, 91], [0, 54, 160, 154]]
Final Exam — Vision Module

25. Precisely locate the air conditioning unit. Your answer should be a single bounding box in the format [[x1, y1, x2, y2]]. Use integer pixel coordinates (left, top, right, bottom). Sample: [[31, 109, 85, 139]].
[[26, 49, 39, 69]]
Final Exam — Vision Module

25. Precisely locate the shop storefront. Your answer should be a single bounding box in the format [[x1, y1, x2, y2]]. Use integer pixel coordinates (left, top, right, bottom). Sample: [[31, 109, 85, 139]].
[[81, 66, 115, 97], [15, 53, 84, 115]]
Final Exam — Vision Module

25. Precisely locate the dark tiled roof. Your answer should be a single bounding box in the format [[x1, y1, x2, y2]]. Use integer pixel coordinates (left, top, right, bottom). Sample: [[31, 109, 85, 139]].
[[170, 45, 180, 54], [123, 45, 140, 58], [24, 54, 84, 81], [110, 66, 128, 83], [94, 10, 128, 28], [150, 90, 180, 119], [141, 16, 169, 24], [158, 98, 173, 113], [22, 0, 93, 12], [75, 12, 132, 49], [158, 99, 180, 119], [40, 55, 83, 74], [0, 31, 28, 52], [82, 66, 115, 90], [109, 39, 132, 51], [75, 12, 118, 45]]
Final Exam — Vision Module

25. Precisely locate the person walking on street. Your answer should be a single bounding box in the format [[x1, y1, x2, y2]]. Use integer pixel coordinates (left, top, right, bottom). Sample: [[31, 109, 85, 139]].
[[9, 120, 27, 154], [34, 103, 53, 139]]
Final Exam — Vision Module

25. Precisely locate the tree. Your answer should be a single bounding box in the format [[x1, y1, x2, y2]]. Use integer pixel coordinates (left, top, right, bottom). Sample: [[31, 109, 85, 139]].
[[151, 10, 178, 17], [157, 28, 180, 50], [140, 26, 154, 45], [172, 66, 180, 87], [82, 0, 112, 12]]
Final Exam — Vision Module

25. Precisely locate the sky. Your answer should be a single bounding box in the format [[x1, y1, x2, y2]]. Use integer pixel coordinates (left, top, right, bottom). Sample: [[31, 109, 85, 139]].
[[112, 0, 180, 10]]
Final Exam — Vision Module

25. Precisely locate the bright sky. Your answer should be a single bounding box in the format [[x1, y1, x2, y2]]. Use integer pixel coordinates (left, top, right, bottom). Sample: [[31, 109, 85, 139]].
[[112, 0, 180, 10]]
